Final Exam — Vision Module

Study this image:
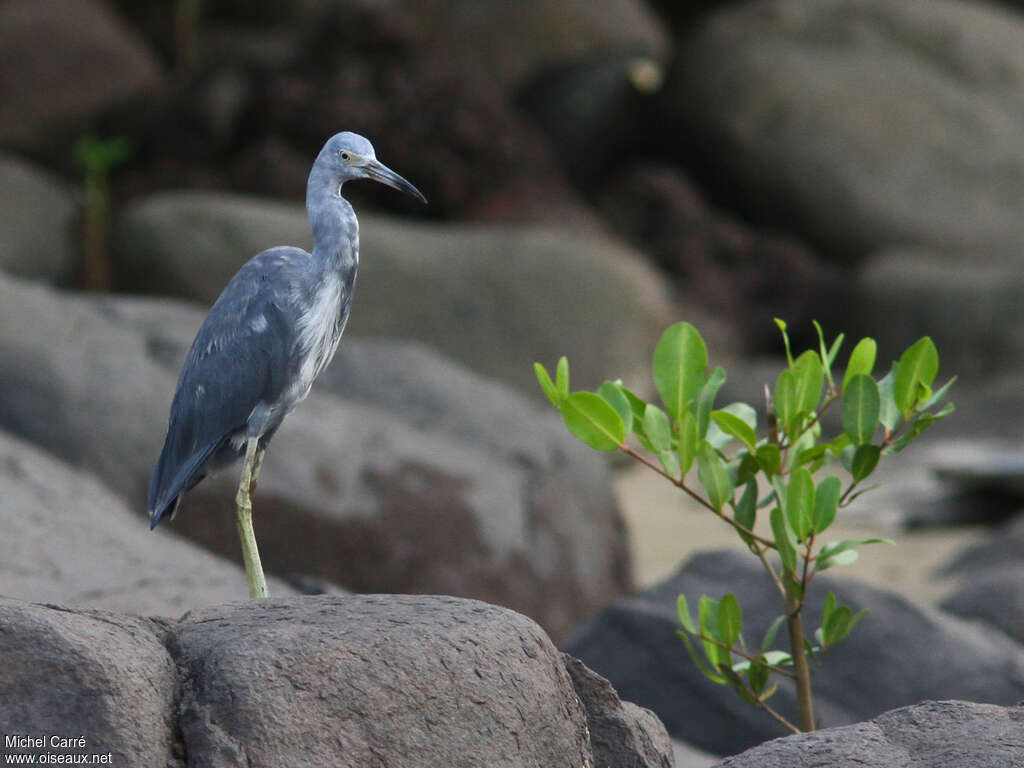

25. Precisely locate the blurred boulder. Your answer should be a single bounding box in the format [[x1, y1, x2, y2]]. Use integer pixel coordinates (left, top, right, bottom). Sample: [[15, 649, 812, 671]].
[[715, 700, 1024, 768], [168, 596, 594, 767], [563, 549, 1024, 755], [0, 428, 298, 616], [0, 0, 161, 151], [0, 274, 632, 639], [661, 0, 1024, 261], [0, 599, 176, 765], [112, 191, 676, 394], [0, 153, 79, 284], [599, 163, 848, 351], [855, 247, 1024, 376], [390, 0, 667, 91], [940, 514, 1024, 643]]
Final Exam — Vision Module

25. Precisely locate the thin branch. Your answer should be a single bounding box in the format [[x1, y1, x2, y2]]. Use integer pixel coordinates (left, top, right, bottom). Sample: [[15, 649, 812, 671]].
[[621, 444, 776, 549], [759, 699, 800, 734], [752, 542, 787, 599], [684, 631, 797, 678]]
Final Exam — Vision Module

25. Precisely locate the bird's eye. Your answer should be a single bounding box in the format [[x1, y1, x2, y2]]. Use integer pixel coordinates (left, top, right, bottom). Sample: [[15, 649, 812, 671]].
[[340, 151, 350, 161]]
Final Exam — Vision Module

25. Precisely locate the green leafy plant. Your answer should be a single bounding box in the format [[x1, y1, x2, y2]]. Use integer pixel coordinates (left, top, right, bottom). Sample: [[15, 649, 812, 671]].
[[74, 135, 132, 291], [536, 320, 954, 732]]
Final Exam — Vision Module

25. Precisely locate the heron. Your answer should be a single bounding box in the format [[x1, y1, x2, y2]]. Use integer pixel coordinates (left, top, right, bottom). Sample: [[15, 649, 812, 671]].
[[147, 132, 426, 598]]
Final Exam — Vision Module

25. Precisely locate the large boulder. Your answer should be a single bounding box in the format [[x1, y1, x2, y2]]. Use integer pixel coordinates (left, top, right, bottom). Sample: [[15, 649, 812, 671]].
[[0, 153, 79, 284], [0, 273, 631, 639], [166, 596, 593, 768], [855, 246, 1024, 375], [112, 192, 676, 393], [563, 549, 1024, 755], [0, 599, 177, 765], [662, 0, 1024, 261], [714, 700, 1024, 768], [0, 0, 161, 150], [0, 428, 298, 616]]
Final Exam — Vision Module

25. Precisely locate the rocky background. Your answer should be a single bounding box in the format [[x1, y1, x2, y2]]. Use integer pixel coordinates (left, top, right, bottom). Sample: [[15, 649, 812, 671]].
[[2, 0, 1024, 766]]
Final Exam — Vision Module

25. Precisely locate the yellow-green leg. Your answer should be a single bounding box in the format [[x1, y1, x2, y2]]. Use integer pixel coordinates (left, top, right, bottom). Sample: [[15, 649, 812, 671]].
[[236, 436, 268, 599]]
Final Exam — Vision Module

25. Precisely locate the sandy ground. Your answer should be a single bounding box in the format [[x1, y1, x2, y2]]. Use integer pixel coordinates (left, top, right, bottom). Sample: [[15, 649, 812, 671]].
[[614, 462, 986, 605]]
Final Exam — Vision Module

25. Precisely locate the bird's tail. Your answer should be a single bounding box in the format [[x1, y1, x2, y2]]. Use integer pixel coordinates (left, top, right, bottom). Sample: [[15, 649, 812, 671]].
[[147, 438, 221, 529]]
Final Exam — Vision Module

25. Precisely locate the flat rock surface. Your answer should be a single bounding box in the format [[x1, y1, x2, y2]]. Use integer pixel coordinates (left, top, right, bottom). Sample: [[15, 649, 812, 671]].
[[167, 595, 593, 768]]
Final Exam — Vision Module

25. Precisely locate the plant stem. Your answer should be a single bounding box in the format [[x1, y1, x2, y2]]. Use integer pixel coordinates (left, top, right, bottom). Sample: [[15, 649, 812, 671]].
[[785, 581, 815, 731], [621, 444, 776, 549], [760, 700, 800, 734]]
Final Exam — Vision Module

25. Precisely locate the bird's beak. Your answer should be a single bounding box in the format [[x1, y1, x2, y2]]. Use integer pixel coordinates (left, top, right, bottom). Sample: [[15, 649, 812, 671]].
[[365, 159, 427, 204]]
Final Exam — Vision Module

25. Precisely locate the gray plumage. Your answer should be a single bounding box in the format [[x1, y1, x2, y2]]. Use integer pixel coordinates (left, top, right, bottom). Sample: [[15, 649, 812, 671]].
[[148, 132, 425, 529]]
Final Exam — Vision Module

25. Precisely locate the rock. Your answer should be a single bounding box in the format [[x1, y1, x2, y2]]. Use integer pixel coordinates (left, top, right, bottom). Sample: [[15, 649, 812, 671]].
[[0, 599, 177, 765], [0, 153, 79, 284], [714, 700, 1024, 768], [0, 273, 631, 639], [112, 192, 675, 394], [598, 162, 848, 352], [563, 654, 674, 768], [0, 0, 161, 151], [0, 428, 298, 616], [167, 596, 593, 768], [673, 740, 721, 768], [389, 0, 667, 91], [856, 247, 1024, 376], [562, 549, 1024, 755], [939, 514, 1024, 643], [661, 0, 1024, 261]]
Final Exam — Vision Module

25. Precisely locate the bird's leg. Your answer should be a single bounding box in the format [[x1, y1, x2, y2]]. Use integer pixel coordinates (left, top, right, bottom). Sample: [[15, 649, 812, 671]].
[[235, 436, 269, 599]]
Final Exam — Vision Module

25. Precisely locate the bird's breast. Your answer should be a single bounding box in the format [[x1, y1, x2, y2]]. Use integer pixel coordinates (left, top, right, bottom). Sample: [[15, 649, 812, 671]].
[[287, 274, 349, 406]]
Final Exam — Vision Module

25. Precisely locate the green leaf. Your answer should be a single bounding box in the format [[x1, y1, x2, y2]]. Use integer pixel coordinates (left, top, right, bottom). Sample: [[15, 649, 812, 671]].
[[887, 403, 956, 454], [653, 322, 708, 426], [775, 318, 794, 367], [774, 369, 798, 435], [850, 444, 882, 482], [555, 356, 570, 400], [699, 595, 723, 667], [816, 538, 894, 572], [762, 614, 787, 652], [695, 366, 727, 437], [842, 338, 877, 393], [710, 409, 758, 451], [893, 337, 939, 417], [697, 442, 734, 512], [792, 350, 825, 418], [534, 362, 560, 408], [821, 590, 837, 631], [735, 452, 759, 486], [718, 594, 742, 647], [677, 411, 699, 474], [643, 404, 673, 453], [734, 480, 757, 545], [919, 376, 957, 412], [877, 367, 900, 432], [842, 374, 880, 445], [756, 444, 782, 476], [618, 387, 655, 451], [676, 630, 725, 685], [770, 506, 798, 573], [813, 476, 841, 534], [786, 467, 815, 540], [598, 381, 633, 434], [677, 594, 696, 634], [748, 657, 771, 696], [813, 320, 839, 391], [562, 392, 625, 451]]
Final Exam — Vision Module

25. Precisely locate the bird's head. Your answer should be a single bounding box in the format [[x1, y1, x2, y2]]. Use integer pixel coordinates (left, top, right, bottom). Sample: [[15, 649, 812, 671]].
[[319, 132, 427, 204]]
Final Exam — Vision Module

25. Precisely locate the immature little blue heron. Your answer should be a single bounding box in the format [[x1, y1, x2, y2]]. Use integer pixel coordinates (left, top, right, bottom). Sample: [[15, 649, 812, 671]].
[[147, 132, 426, 598]]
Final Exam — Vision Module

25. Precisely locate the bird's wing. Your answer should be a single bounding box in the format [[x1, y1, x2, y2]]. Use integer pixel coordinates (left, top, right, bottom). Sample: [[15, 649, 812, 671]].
[[148, 247, 307, 523]]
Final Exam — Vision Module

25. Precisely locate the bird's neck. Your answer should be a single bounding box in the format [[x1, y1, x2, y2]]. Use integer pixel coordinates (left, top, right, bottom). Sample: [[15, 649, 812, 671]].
[[306, 166, 359, 274]]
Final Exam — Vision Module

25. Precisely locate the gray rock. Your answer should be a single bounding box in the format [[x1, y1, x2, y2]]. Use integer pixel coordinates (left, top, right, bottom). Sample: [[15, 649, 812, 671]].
[[112, 191, 676, 394], [167, 595, 593, 768], [0, 599, 177, 765], [0, 428, 298, 616], [713, 700, 1024, 768], [563, 654, 674, 768], [563, 549, 1024, 755], [0, 274, 630, 639], [389, 0, 667, 90], [663, 0, 1024, 261], [0, 153, 78, 284], [0, 0, 161, 150], [856, 247, 1024, 376]]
